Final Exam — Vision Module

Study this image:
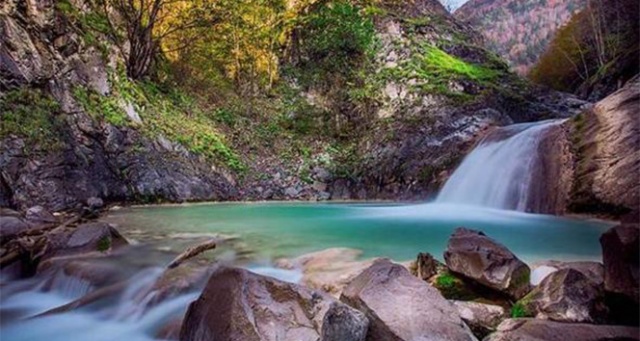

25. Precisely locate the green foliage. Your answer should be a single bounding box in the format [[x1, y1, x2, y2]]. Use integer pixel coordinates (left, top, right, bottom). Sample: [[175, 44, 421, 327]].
[[0, 88, 63, 149], [433, 271, 478, 300], [114, 72, 246, 172], [530, 0, 639, 94], [301, 1, 376, 71], [510, 302, 531, 318]]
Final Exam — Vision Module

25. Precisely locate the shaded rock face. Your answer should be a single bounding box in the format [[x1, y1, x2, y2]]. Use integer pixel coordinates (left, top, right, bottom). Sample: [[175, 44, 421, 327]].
[[321, 302, 369, 341], [444, 228, 530, 299], [520, 268, 607, 323], [451, 301, 505, 339], [340, 259, 476, 341], [600, 224, 639, 325], [567, 76, 640, 215], [485, 318, 640, 341], [179, 267, 366, 341]]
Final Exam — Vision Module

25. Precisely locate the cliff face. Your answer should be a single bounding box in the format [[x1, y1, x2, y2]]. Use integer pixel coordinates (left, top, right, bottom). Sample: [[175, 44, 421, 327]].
[[0, 0, 237, 210], [0, 0, 585, 211], [455, 0, 586, 75], [567, 76, 640, 215]]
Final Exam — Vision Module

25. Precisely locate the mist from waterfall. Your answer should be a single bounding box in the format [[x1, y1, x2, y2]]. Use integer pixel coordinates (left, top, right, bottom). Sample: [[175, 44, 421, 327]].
[[437, 119, 564, 211]]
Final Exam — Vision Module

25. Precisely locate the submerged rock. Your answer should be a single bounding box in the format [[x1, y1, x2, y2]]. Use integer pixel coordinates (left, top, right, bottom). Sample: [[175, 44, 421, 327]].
[[443, 228, 531, 299], [276, 248, 377, 296], [485, 318, 640, 341], [518, 268, 607, 323], [340, 259, 476, 341], [179, 267, 366, 341]]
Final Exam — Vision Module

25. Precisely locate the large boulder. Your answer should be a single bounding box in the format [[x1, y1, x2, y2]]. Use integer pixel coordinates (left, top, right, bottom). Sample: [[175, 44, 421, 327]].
[[518, 268, 607, 323], [485, 318, 640, 341], [340, 259, 476, 341], [179, 267, 367, 341], [600, 224, 640, 303], [42, 222, 128, 261], [600, 224, 639, 325], [444, 228, 531, 299], [451, 301, 505, 339]]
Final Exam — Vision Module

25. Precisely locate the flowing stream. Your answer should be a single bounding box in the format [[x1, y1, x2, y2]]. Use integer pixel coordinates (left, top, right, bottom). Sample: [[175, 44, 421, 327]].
[[437, 119, 564, 211]]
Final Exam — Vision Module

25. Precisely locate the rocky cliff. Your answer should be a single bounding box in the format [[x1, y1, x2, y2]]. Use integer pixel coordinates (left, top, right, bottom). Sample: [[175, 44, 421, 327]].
[[0, 0, 585, 211]]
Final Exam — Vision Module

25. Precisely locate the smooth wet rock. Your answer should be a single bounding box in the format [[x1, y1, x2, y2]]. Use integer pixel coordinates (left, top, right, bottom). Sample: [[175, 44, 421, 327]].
[[519, 268, 607, 323], [340, 259, 476, 341], [43, 222, 128, 260], [444, 228, 531, 299], [485, 318, 640, 341], [601, 224, 640, 303], [179, 267, 365, 341], [25, 205, 57, 224], [0, 216, 31, 242], [451, 301, 505, 339], [321, 302, 369, 341]]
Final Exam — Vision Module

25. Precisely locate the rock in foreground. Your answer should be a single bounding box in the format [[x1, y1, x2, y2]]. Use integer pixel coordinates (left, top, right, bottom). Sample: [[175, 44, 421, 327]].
[[444, 228, 530, 299], [519, 268, 607, 323], [340, 259, 476, 341], [451, 301, 505, 339], [485, 318, 640, 341], [179, 267, 367, 341]]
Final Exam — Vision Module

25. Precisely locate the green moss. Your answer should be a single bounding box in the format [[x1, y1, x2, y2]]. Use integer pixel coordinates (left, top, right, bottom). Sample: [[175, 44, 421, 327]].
[[96, 236, 111, 252], [0, 88, 64, 149], [433, 271, 478, 300], [421, 45, 501, 82], [73, 87, 129, 126], [510, 301, 533, 318]]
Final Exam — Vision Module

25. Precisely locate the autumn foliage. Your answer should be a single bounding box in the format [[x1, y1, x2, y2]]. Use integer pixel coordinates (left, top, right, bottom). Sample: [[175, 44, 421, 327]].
[[529, 0, 639, 98]]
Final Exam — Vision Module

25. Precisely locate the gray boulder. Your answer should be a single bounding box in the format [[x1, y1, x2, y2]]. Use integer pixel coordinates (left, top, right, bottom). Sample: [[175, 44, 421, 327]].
[[444, 228, 530, 299], [179, 267, 367, 341], [519, 268, 607, 323], [484, 318, 639, 341], [0, 216, 31, 242], [25, 205, 57, 224], [42, 222, 128, 261], [321, 302, 369, 341], [340, 259, 476, 341]]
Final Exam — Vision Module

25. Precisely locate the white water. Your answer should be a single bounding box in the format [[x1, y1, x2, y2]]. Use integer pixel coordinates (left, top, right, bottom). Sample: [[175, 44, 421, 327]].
[[437, 119, 563, 211]]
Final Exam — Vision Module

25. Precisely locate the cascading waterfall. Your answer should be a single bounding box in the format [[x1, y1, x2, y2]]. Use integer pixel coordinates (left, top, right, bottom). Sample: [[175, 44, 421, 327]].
[[437, 119, 564, 211]]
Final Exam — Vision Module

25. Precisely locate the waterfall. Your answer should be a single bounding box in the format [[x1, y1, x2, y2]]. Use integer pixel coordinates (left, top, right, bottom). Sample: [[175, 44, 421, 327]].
[[437, 119, 564, 211]]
